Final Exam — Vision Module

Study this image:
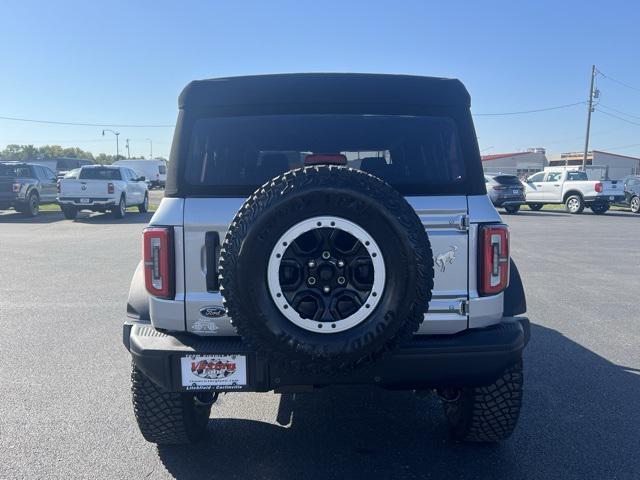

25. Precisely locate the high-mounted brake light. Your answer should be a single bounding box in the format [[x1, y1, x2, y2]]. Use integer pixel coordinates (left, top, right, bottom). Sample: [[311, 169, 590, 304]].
[[108, 182, 115, 194], [143, 227, 174, 299], [595, 182, 603, 193], [479, 224, 509, 296]]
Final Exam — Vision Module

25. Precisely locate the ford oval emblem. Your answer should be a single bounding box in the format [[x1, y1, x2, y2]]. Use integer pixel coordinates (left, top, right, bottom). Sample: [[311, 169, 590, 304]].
[[199, 306, 226, 318]]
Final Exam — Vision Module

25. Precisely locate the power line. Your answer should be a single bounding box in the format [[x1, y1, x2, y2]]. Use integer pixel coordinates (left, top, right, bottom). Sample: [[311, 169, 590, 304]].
[[597, 70, 640, 93], [597, 103, 640, 121], [595, 108, 640, 127], [473, 101, 586, 116], [0, 114, 175, 128]]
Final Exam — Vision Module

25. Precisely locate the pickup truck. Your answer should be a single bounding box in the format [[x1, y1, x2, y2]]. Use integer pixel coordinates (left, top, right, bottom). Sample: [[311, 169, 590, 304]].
[[524, 169, 625, 214], [0, 162, 58, 216], [57, 165, 149, 219]]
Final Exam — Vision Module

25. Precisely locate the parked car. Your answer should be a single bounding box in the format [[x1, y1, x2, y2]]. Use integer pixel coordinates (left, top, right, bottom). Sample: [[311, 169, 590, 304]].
[[485, 174, 525, 213], [113, 159, 167, 189], [0, 162, 58, 216], [57, 165, 149, 219], [35, 157, 93, 179], [614, 175, 640, 214], [524, 169, 625, 214], [123, 74, 530, 445]]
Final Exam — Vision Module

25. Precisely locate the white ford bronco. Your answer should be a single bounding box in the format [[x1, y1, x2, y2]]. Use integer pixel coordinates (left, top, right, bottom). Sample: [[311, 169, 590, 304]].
[[123, 74, 529, 445]]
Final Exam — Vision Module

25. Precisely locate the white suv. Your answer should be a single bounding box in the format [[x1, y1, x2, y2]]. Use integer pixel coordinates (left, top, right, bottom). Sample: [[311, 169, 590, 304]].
[[123, 74, 530, 445]]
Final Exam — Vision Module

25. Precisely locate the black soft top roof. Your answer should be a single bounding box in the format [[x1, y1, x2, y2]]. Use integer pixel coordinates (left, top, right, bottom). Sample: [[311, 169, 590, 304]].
[[178, 73, 470, 110]]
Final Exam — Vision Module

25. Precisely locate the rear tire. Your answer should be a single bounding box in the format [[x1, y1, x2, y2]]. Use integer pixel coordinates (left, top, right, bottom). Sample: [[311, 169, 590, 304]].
[[131, 363, 213, 445], [61, 205, 78, 219], [590, 203, 608, 215], [631, 196, 640, 214], [528, 203, 543, 211], [24, 192, 40, 217], [443, 361, 523, 442], [504, 205, 520, 214], [113, 196, 126, 218], [138, 193, 149, 213], [564, 194, 584, 214]]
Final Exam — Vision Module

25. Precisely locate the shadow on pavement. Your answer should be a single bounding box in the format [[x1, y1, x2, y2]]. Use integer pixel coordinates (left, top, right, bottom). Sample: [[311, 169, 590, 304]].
[[0, 211, 65, 223], [156, 324, 640, 480]]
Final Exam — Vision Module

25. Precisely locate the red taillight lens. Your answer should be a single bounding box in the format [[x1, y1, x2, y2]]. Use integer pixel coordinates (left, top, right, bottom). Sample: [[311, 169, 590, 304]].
[[108, 182, 115, 194], [479, 224, 509, 296], [143, 227, 174, 299], [12, 183, 20, 193], [595, 182, 603, 193]]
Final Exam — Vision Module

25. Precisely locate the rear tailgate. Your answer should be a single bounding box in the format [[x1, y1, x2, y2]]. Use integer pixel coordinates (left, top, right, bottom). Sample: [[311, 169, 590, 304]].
[[0, 176, 17, 203], [600, 180, 623, 198], [182, 195, 469, 336], [59, 179, 111, 198]]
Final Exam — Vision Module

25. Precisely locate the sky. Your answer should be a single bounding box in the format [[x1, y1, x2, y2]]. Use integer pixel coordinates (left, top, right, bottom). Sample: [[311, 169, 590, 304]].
[[1, 0, 640, 160]]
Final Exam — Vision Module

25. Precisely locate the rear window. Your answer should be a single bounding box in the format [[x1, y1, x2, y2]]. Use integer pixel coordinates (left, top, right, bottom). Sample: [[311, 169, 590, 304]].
[[567, 171, 588, 181], [184, 114, 465, 196], [0, 164, 31, 177], [158, 164, 166, 174], [493, 175, 521, 185], [79, 168, 122, 180]]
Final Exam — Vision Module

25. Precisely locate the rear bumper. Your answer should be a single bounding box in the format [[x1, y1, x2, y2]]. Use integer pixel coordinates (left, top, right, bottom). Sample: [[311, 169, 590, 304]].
[[123, 317, 530, 392], [58, 197, 116, 208], [584, 194, 625, 204], [494, 199, 525, 207]]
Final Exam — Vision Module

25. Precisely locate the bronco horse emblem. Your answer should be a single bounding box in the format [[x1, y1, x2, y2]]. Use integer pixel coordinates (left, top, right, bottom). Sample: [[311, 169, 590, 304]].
[[434, 245, 458, 272]]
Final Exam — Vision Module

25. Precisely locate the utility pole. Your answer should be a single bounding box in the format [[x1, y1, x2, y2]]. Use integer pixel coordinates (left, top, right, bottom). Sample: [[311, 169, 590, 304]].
[[145, 138, 153, 159], [125, 138, 131, 159], [582, 65, 597, 169]]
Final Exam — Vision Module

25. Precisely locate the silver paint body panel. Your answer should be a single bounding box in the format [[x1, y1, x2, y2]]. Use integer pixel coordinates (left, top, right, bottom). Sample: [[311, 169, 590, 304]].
[[146, 194, 506, 335]]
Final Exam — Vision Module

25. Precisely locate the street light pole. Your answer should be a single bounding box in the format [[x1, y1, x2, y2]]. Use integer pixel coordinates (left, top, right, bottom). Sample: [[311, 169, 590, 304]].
[[145, 138, 153, 159], [102, 129, 120, 160]]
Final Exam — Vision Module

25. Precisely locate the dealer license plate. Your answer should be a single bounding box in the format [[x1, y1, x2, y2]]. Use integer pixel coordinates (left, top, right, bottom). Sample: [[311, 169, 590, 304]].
[[181, 354, 247, 390], [80, 198, 90, 203]]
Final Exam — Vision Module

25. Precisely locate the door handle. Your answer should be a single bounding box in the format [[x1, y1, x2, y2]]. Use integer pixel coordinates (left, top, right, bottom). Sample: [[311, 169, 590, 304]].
[[553, 184, 560, 186]]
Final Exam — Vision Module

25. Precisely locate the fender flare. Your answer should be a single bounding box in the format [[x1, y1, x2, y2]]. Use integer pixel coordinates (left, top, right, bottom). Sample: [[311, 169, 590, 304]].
[[126, 261, 150, 321], [504, 259, 526, 316]]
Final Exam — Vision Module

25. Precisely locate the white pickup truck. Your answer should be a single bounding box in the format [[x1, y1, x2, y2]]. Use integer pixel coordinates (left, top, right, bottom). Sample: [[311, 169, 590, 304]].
[[57, 165, 149, 219], [524, 169, 625, 214]]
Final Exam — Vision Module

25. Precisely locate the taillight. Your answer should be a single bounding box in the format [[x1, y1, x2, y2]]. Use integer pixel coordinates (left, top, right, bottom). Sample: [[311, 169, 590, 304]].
[[108, 182, 114, 194], [492, 185, 508, 191], [479, 224, 509, 296], [143, 227, 174, 299], [12, 183, 20, 193], [595, 182, 603, 193]]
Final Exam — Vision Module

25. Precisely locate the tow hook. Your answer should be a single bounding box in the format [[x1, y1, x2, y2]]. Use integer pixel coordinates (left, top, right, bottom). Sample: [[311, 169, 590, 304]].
[[194, 391, 219, 407]]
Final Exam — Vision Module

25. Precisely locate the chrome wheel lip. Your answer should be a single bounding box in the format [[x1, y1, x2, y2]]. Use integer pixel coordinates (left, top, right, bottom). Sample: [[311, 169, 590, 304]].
[[267, 216, 386, 334]]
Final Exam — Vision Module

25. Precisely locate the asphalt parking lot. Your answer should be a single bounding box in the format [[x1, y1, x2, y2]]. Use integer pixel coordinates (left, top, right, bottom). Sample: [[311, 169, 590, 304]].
[[1, 207, 639, 480]]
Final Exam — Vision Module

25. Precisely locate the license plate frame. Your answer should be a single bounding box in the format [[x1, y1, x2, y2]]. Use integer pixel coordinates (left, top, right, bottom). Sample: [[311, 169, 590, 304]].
[[180, 354, 247, 391]]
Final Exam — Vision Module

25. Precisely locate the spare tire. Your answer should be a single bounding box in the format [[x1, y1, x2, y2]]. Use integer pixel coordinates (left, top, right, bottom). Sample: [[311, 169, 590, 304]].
[[219, 166, 434, 372]]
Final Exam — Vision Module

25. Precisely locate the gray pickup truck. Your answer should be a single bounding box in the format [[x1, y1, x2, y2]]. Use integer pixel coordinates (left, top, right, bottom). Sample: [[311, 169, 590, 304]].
[[0, 162, 58, 216], [123, 74, 530, 445]]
